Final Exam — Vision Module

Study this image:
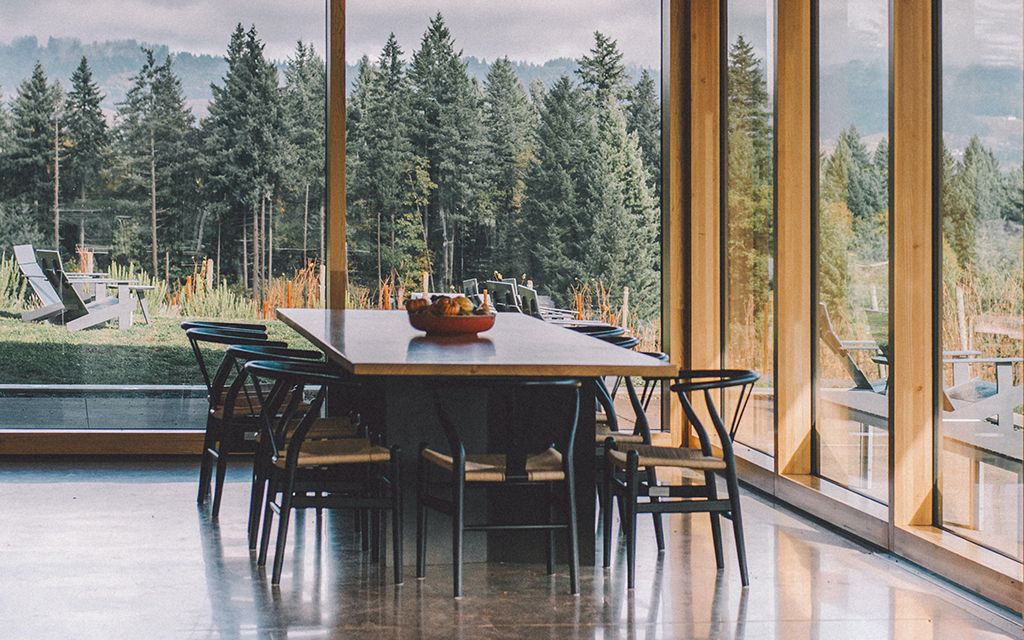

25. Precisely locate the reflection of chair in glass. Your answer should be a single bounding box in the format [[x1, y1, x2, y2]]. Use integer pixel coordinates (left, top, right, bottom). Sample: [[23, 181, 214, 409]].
[[818, 302, 887, 393], [416, 379, 582, 597], [603, 369, 759, 589], [862, 308, 1023, 429], [248, 359, 402, 586]]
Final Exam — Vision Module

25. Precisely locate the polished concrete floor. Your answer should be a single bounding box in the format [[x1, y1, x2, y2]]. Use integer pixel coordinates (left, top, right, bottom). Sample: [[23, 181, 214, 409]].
[[0, 457, 1020, 640]]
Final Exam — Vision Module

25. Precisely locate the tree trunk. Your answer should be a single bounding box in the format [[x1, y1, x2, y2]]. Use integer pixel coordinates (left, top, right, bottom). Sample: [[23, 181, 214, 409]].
[[242, 226, 248, 290], [319, 204, 325, 266], [267, 196, 273, 288], [150, 129, 158, 278], [53, 110, 59, 249], [303, 183, 309, 264], [252, 204, 260, 302], [377, 207, 382, 285]]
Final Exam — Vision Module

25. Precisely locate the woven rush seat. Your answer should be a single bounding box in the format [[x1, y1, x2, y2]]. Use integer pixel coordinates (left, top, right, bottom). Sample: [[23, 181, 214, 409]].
[[254, 416, 359, 443], [606, 444, 727, 471], [421, 447, 564, 482], [274, 437, 391, 468]]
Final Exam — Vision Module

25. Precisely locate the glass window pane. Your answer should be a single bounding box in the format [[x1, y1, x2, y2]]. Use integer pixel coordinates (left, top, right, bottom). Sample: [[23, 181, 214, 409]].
[[815, 0, 890, 503], [0, 3, 326, 428], [726, 0, 775, 456], [940, 0, 1023, 561]]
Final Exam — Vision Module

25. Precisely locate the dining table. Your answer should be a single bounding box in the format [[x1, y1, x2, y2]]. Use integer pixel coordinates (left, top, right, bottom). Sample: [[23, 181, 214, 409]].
[[277, 307, 678, 565]]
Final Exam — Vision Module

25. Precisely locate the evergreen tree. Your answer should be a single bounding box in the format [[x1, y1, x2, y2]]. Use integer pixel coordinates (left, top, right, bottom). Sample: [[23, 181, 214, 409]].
[[581, 94, 659, 313], [347, 36, 430, 286], [282, 41, 326, 266], [408, 13, 484, 288], [727, 36, 771, 186], [577, 32, 630, 103], [520, 76, 598, 301], [205, 24, 285, 295], [962, 135, 1004, 222], [1001, 165, 1023, 224], [627, 68, 661, 203], [64, 56, 109, 203], [841, 125, 885, 221], [942, 142, 976, 271], [7, 62, 60, 222], [482, 57, 536, 273], [116, 49, 197, 277]]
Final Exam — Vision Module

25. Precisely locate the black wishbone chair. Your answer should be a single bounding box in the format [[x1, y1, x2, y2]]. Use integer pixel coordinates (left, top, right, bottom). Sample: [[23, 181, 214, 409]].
[[246, 359, 402, 587], [416, 378, 582, 597], [603, 369, 759, 589], [184, 326, 286, 511]]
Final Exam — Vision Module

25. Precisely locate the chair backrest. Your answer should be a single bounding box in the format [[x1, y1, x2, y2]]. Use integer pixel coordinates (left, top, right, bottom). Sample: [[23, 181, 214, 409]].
[[670, 369, 759, 455], [243, 360, 349, 458], [486, 280, 520, 312], [218, 345, 325, 424], [432, 378, 581, 478], [516, 285, 542, 318], [34, 249, 90, 320], [14, 244, 64, 310], [184, 327, 280, 395], [818, 302, 874, 390]]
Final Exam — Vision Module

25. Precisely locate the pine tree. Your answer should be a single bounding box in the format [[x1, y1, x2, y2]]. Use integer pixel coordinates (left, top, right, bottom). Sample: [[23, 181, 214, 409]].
[[841, 125, 885, 220], [347, 35, 430, 286], [962, 135, 1004, 222], [942, 142, 976, 271], [1001, 165, 1023, 224], [7, 62, 60, 223], [64, 56, 109, 203], [117, 49, 197, 277], [205, 24, 285, 296], [408, 13, 484, 288], [727, 36, 771, 186], [577, 32, 630, 103], [483, 57, 535, 273], [283, 41, 326, 266], [627, 68, 661, 203], [521, 76, 598, 301]]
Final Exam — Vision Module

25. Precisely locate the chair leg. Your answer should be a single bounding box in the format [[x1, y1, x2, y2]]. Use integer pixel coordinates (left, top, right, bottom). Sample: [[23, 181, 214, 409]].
[[647, 467, 665, 552], [726, 469, 749, 587], [566, 460, 580, 596], [705, 470, 725, 570], [197, 426, 217, 505], [452, 470, 465, 598], [271, 476, 296, 585], [547, 482, 556, 576], [602, 446, 615, 568], [248, 470, 266, 550], [416, 443, 429, 580], [212, 441, 230, 518], [390, 446, 403, 585], [625, 450, 640, 590], [257, 478, 278, 567]]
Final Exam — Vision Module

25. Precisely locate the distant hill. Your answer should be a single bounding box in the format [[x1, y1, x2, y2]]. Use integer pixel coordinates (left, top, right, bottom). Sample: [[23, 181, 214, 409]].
[[0, 36, 230, 118], [1, 36, 659, 120]]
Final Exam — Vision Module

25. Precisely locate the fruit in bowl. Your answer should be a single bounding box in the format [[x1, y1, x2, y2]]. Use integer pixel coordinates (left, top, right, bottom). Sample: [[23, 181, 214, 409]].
[[406, 295, 495, 335]]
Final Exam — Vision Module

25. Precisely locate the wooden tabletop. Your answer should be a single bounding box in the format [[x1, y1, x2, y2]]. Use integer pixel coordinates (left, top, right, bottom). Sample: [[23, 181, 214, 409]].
[[277, 308, 678, 378]]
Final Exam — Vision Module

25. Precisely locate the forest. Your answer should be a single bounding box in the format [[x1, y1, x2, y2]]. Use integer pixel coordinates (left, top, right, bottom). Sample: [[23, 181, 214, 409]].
[[0, 14, 662, 321], [0, 16, 1018, 337], [725, 34, 1024, 379]]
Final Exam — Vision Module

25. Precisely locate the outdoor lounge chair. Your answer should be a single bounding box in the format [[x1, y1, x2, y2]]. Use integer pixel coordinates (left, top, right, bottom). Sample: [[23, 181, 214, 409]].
[[15, 244, 148, 331]]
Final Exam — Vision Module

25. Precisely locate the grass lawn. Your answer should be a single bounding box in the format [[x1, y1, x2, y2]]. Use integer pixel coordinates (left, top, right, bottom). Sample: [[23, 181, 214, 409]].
[[0, 311, 310, 385]]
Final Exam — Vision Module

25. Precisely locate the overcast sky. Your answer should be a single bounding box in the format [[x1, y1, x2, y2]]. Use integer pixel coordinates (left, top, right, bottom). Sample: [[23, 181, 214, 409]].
[[0, 0, 664, 67]]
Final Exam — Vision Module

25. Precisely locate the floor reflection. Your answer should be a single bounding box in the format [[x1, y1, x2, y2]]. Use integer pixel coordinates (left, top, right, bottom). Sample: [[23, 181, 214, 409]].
[[0, 459, 1017, 639]]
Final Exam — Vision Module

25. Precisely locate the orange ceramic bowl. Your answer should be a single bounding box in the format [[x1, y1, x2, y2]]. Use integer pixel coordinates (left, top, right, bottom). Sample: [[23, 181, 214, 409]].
[[407, 311, 496, 336]]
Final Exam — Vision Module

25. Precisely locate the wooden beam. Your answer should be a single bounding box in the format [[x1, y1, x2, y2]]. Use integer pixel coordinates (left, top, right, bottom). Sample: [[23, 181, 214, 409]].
[[326, 0, 348, 310], [890, 0, 937, 529], [663, 0, 686, 445], [684, 0, 721, 377], [0, 431, 205, 456], [774, 0, 813, 476]]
